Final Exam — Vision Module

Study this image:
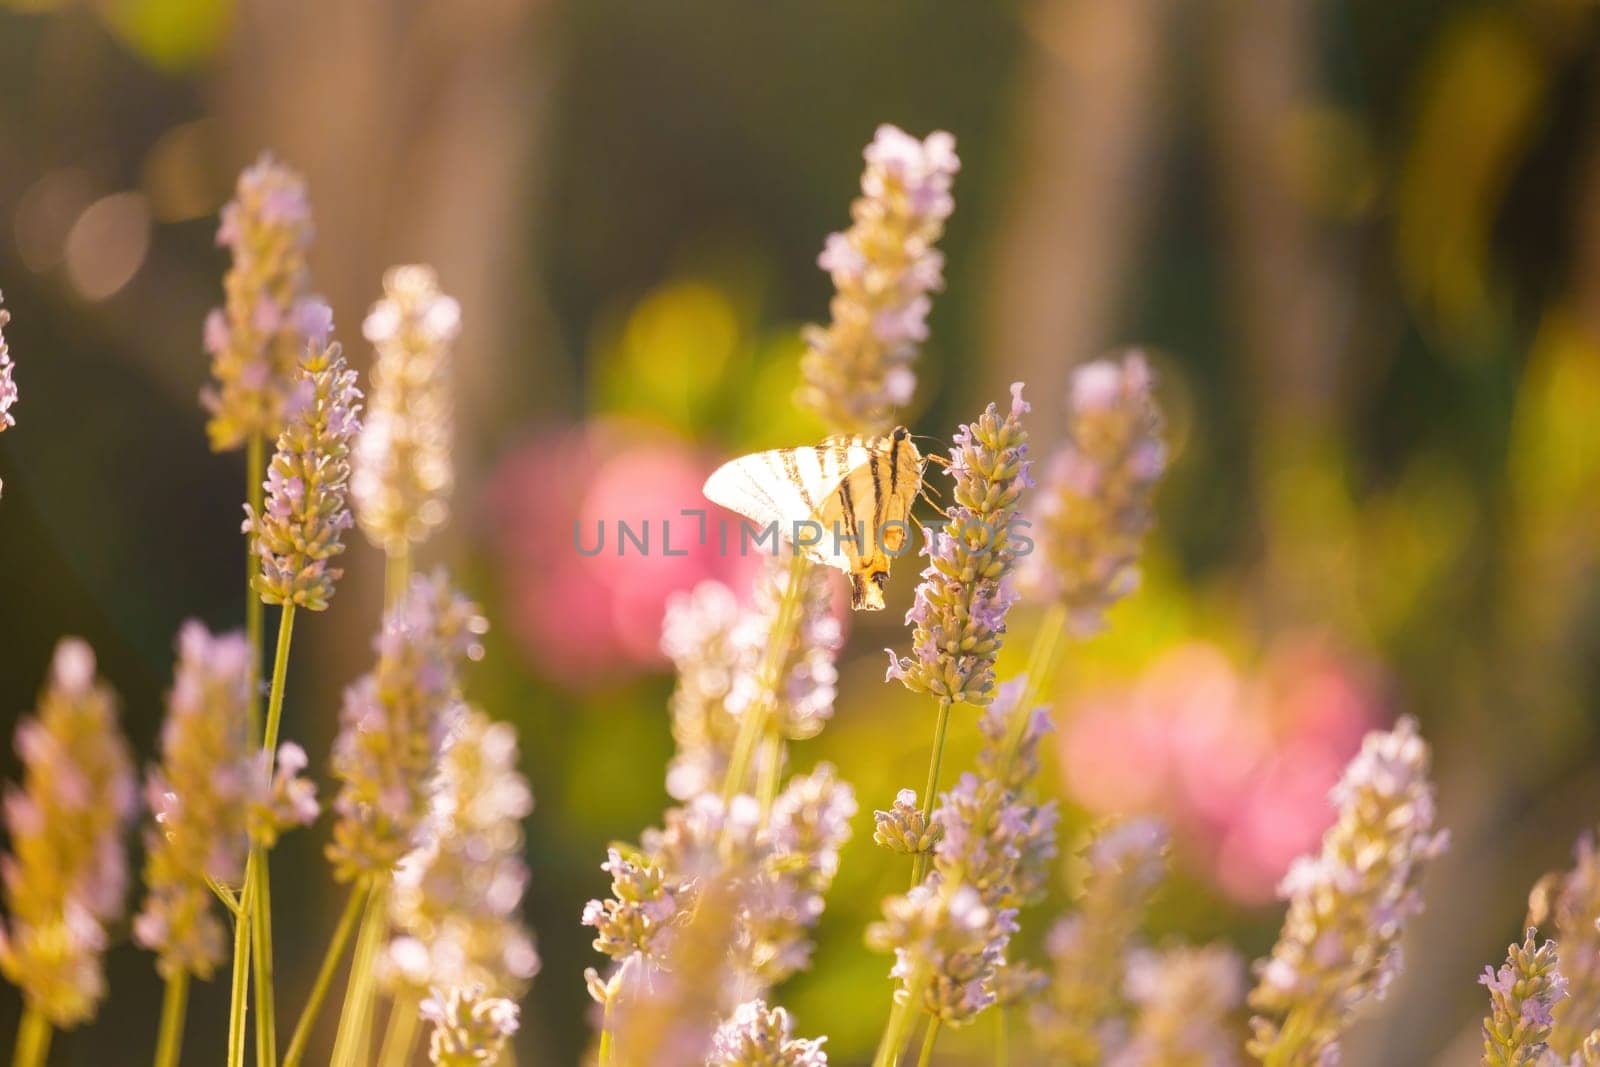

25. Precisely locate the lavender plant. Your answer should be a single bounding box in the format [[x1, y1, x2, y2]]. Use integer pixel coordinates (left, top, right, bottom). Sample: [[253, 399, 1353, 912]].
[[1480, 931, 1565, 1066], [885, 386, 1032, 901], [709, 1000, 830, 1067], [354, 264, 461, 595], [1534, 830, 1600, 1055], [202, 154, 325, 453], [380, 709, 538, 1064], [421, 985, 520, 1066], [1247, 716, 1449, 1067], [317, 573, 487, 1066], [1020, 351, 1166, 637], [1031, 819, 1169, 1065], [0, 640, 136, 1067], [232, 312, 362, 1067], [866, 677, 1057, 1065], [662, 563, 841, 805], [0, 292, 15, 497], [137, 622, 316, 1067], [799, 124, 959, 435], [1113, 945, 1245, 1067]]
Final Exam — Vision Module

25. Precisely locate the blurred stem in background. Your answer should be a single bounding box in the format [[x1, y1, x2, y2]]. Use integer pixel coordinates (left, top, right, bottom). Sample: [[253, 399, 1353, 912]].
[[720, 551, 810, 803], [283, 880, 370, 1067], [909, 699, 951, 887], [12, 1005, 50, 1067], [377, 991, 421, 1067]]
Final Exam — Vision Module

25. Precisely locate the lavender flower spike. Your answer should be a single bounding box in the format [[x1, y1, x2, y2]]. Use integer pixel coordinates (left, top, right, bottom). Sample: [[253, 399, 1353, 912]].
[[0, 639, 137, 1028], [0, 293, 16, 430], [136, 623, 316, 980], [1481, 931, 1566, 1066], [887, 384, 1031, 706], [799, 124, 959, 435], [661, 565, 841, 802], [1112, 945, 1245, 1067], [421, 984, 519, 1066], [202, 154, 325, 451], [1532, 829, 1600, 1055], [0, 294, 15, 498], [866, 882, 1013, 1025], [386, 710, 539, 998], [1248, 716, 1449, 1067], [354, 264, 460, 554], [710, 1000, 829, 1067], [1021, 351, 1166, 636], [327, 572, 487, 882], [243, 314, 362, 610], [1032, 818, 1168, 1063]]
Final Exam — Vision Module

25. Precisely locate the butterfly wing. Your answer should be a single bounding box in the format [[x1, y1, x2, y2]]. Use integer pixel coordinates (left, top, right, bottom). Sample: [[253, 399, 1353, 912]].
[[702, 441, 860, 546], [813, 431, 922, 609], [702, 430, 923, 611]]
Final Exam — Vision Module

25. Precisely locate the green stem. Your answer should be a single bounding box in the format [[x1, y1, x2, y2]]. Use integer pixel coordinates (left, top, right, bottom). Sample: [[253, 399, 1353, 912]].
[[756, 731, 783, 818], [994, 1007, 1007, 1067], [377, 993, 421, 1067], [284, 882, 371, 1067], [12, 1006, 51, 1067], [247, 433, 265, 742], [1015, 603, 1066, 717], [262, 606, 297, 756], [910, 699, 953, 886], [597, 995, 614, 1067], [226, 868, 254, 1067], [154, 971, 189, 1067], [233, 605, 295, 1067], [329, 880, 390, 1067], [721, 551, 810, 801], [915, 1018, 940, 1067], [253, 853, 278, 1067], [871, 963, 929, 1067], [384, 545, 412, 611]]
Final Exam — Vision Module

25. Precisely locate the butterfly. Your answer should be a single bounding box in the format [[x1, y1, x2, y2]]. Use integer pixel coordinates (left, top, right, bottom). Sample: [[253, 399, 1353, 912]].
[[702, 427, 925, 611]]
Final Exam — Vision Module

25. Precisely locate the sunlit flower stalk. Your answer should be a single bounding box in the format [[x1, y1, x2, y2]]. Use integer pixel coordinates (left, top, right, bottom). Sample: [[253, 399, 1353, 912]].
[[1111, 945, 1245, 1067], [0, 640, 136, 1067], [886, 386, 1031, 889], [0, 292, 16, 498], [312, 574, 486, 1067], [663, 566, 841, 805], [710, 999, 830, 1066], [202, 155, 324, 453], [244, 323, 362, 615], [379, 710, 538, 1067], [1020, 352, 1166, 637], [1533, 829, 1600, 1055], [585, 769, 855, 1062], [1247, 716, 1449, 1067], [353, 264, 460, 600], [1480, 931, 1565, 1066], [868, 680, 1058, 1066], [421, 985, 519, 1066], [202, 158, 326, 776], [603, 872, 748, 1067], [230, 316, 361, 1067], [799, 125, 959, 436], [136, 623, 316, 1067], [717, 555, 841, 805], [1028, 819, 1167, 1064]]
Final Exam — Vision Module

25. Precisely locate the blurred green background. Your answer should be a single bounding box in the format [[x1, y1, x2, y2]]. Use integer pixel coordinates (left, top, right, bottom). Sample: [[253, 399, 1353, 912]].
[[1, 0, 1599, 1063]]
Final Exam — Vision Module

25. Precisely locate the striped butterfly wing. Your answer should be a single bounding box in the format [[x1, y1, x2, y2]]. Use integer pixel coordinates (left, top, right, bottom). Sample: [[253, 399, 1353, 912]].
[[702, 429, 923, 610]]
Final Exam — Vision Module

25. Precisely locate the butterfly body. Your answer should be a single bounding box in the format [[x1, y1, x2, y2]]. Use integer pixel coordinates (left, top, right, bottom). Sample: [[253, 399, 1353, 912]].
[[703, 427, 924, 610]]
